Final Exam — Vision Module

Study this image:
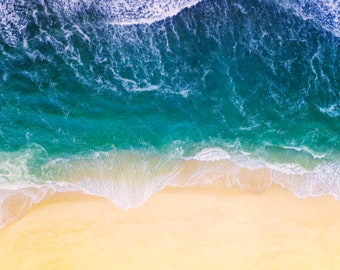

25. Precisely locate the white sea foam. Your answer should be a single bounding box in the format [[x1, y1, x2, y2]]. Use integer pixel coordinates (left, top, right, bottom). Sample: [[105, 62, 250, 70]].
[[50, 0, 202, 25], [272, 163, 340, 199], [131, 85, 159, 92], [104, 0, 202, 25], [0, 0, 27, 45], [192, 147, 230, 161], [0, 182, 82, 229], [281, 146, 327, 159], [276, 0, 340, 37], [318, 103, 340, 118], [0, 147, 41, 184], [0, 147, 339, 229]]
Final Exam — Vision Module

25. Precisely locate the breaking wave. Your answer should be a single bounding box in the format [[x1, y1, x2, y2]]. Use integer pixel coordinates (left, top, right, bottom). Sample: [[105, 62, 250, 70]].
[[0, 146, 339, 229], [275, 0, 340, 37], [1, 0, 339, 47]]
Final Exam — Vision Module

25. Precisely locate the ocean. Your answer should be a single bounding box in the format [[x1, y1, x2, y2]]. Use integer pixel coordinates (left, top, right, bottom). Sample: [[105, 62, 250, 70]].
[[0, 0, 339, 228]]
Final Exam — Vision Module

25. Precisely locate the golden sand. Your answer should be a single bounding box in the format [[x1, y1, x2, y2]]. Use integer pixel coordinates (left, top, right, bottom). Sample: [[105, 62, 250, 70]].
[[0, 185, 339, 270]]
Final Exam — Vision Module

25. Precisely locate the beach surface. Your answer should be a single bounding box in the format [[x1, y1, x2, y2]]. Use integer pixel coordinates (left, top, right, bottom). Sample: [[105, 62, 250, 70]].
[[0, 185, 339, 270]]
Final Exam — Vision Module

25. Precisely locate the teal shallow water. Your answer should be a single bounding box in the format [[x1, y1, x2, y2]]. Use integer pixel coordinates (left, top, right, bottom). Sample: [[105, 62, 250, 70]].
[[0, 0, 339, 227]]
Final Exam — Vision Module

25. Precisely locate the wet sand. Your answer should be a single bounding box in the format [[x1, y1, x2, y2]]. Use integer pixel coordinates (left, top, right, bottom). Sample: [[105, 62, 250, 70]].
[[0, 185, 339, 270]]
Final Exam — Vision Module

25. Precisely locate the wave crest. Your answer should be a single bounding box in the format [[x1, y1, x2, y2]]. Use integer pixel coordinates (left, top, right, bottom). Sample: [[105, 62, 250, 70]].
[[50, 0, 202, 25], [105, 0, 202, 25], [0, 0, 27, 45], [0, 0, 201, 46], [276, 0, 340, 37]]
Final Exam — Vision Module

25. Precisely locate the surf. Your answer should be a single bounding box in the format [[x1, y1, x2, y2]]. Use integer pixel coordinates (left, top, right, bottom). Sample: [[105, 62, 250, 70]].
[[1, 146, 339, 229]]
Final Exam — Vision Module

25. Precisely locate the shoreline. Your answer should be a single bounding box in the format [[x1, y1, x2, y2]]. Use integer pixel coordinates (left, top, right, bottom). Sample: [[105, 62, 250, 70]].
[[0, 184, 340, 269]]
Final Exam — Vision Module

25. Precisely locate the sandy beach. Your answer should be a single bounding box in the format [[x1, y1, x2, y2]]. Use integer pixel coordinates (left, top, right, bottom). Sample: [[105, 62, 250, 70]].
[[0, 185, 339, 270]]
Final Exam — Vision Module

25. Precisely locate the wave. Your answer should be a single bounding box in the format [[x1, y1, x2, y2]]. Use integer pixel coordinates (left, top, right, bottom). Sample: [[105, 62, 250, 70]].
[[0, 0, 201, 46], [0, 0, 27, 45], [1, 0, 339, 48], [50, 0, 202, 25], [274, 0, 340, 37], [1, 146, 339, 229], [104, 0, 202, 25]]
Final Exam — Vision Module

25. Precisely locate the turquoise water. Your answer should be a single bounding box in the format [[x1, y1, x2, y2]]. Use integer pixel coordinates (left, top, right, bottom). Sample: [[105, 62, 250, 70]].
[[0, 0, 339, 226]]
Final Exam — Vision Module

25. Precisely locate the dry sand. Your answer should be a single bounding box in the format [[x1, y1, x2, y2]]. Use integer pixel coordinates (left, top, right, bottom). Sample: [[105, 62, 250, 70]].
[[0, 185, 339, 270]]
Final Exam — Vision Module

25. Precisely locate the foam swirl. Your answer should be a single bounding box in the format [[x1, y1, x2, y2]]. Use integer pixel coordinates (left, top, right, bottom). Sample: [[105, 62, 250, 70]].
[[275, 0, 340, 37]]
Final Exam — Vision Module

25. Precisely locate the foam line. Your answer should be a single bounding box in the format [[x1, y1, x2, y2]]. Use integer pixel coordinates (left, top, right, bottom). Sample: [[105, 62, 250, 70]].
[[0, 148, 339, 229]]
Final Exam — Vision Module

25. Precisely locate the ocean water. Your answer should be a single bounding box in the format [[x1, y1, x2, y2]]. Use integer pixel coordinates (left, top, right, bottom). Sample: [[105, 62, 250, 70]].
[[0, 0, 339, 227]]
